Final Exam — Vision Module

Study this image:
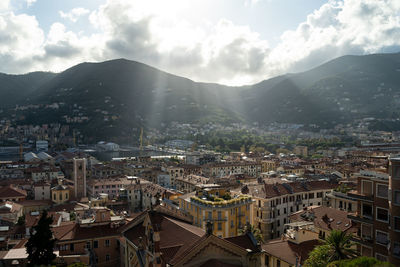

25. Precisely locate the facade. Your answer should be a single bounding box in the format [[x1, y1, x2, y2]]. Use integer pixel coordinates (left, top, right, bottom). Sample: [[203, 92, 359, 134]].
[[325, 190, 357, 213], [179, 185, 252, 238], [347, 159, 400, 265], [246, 180, 336, 241], [156, 172, 171, 188], [202, 162, 262, 178], [73, 158, 87, 199], [33, 182, 51, 200], [87, 176, 133, 198], [175, 175, 209, 194], [293, 146, 308, 157], [51, 185, 70, 204]]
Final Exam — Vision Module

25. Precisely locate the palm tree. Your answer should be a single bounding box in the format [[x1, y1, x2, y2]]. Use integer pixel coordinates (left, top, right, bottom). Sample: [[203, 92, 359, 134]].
[[239, 223, 263, 243], [304, 230, 357, 267], [323, 230, 358, 261]]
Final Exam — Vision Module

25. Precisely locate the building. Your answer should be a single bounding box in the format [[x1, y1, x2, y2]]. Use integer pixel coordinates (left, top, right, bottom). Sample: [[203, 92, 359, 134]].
[[33, 182, 51, 200], [87, 176, 134, 199], [122, 208, 263, 267], [51, 184, 70, 204], [202, 162, 262, 178], [347, 159, 400, 265], [73, 158, 87, 199], [179, 185, 253, 238], [289, 206, 358, 240], [53, 209, 124, 266], [36, 140, 49, 152], [293, 146, 308, 157], [245, 180, 336, 241], [0, 186, 27, 203], [175, 175, 209, 194]]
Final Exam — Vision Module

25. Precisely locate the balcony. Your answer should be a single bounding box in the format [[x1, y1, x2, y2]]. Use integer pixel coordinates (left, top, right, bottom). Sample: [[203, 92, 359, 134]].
[[209, 216, 228, 222], [347, 212, 373, 224], [347, 192, 373, 202]]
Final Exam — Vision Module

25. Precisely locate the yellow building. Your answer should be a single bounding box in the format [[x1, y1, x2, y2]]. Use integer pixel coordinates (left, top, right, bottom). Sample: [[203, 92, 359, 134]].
[[179, 185, 253, 238], [51, 184, 70, 204]]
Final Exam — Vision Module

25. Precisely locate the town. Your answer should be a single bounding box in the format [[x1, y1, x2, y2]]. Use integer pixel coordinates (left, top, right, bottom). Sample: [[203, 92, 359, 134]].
[[0, 124, 398, 267]]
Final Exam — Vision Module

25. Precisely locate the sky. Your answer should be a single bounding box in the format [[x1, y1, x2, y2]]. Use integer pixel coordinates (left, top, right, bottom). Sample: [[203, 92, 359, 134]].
[[1, 0, 400, 85]]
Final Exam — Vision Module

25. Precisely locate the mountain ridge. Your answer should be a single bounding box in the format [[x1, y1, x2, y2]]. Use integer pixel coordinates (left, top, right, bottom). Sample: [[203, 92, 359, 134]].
[[1, 52, 400, 140]]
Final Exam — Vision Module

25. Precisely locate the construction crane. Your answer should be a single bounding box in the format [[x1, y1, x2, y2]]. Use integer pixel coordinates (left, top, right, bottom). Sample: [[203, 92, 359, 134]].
[[139, 127, 143, 151]]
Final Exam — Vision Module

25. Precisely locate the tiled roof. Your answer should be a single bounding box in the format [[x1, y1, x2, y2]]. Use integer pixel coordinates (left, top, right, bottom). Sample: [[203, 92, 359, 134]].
[[224, 233, 259, 252], [290, 206, 358, 233], [0, 186, 27, 198], [262, 239, 319, 265], [124, 211, 205, 264], [248, 180, 336, 199]]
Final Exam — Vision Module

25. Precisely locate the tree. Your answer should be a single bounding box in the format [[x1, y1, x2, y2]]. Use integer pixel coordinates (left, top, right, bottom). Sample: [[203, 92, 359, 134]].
[[239, 223, 263, 243], [327, 256, 393, 267], [25, 210, 57, 266], [304, 230, 358, 267]]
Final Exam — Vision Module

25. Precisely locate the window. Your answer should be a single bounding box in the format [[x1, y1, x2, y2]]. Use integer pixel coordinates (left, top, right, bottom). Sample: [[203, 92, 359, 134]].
[[65, 193, 68, 199], [376, 207, 389, 222], [290, 207, 293, 213], [94, 240, 98, 248], [208, 211, 212, 220], [106, 254, 110, 261], [70, 243, 74, 251], [361, 180, 373, 196], [393, 241, 400, 258], [277, 209, 280, 216], [53, 194, 56, 200], [265, 255, 270, 266], [394, 216, 400, 231], [218, 211, 222, 220], [105, 239, 110, 247], [394, 190, 400, 205], [277, 220, 280, 227], [376, 230, 389, 246], [317, 192, 323, 198], [86, 242, 91, 249], [309, 193, 314, 199], [277, 259, 281, 267], [376, 184, 388, 199], [231, 220, 234, 228], [283, 218, 286, 224], [362, 204, 373, 219], [218, 223, 222, 230]]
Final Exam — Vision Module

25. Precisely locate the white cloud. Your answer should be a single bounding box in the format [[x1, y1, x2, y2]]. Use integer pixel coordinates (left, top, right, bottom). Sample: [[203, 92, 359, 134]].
[[1, 0, 400, 85], [59, 7, 90, 22], [26, 0, 37, 7]]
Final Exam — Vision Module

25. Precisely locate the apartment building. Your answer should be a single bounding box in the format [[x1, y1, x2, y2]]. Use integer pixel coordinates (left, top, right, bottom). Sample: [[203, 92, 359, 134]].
[[347, 159, 400, 265], [87, 176, 133, 198], [175, 174, 209, 194], [202, 162, 262, 178], [179, 185, 252, 238], [245, 180, 336, 241]]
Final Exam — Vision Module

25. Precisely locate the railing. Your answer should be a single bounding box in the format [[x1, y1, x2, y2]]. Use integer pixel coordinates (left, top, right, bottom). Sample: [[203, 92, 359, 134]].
[[347, 213, 373, 224]]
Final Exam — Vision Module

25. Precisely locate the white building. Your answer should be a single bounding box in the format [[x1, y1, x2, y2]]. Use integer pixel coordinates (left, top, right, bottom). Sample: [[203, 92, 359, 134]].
[[33, 182, 51, 200]]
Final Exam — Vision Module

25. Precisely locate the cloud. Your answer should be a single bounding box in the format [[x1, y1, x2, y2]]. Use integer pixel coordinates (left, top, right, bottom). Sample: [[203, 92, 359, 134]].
[[26, 0, 37, 7], [1, 0, 400, 85], [59, 7, 90, 22]]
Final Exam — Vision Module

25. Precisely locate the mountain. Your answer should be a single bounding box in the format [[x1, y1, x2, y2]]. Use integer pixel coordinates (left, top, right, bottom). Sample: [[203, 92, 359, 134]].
[[0, 72, 56, 107], [1, 52, 400, 141], [242, 52, 400, 126]]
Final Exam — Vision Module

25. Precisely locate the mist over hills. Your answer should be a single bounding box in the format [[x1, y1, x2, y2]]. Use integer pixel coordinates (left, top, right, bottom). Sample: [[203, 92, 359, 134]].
[[1, 52, 400, 140]]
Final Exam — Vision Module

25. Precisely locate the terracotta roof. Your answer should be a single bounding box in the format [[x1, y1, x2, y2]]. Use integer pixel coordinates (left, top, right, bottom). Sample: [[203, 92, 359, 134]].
[[290, 206, 358, 233], [124, 211, 205, 264], [17, 199, 52, 206], [262, 239, 320, 265], [0, 186, 27, 198], [224, 233, 259, 252], [248, 180, 336, 199]]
